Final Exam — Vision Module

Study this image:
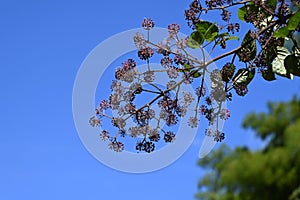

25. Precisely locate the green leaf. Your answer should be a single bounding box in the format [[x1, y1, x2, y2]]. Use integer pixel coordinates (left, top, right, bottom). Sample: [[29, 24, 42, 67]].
[[233, 68, 255, 85], [287, 10, 300, 31], [188, 21, 219, 48], [206, 32, 218, 42], [195, 21, 219, 41], [238, 6, 247, 21], [183, 63, 191, 69], [188, 31, 204, 48], [217, 32, 229, 38], [238, 30, 257, 62], [191, 70, 202, 78], [266, 0, 276, 9], [272, 46, 293, 78], [275, 11, 300, 38], [184, 63, 193, 71], [262, 67, 276, 81], [178, 64, 193, 72], [284, 55, 300, 76], [228, 36, 239, 41], [273, 26, 289, 38]]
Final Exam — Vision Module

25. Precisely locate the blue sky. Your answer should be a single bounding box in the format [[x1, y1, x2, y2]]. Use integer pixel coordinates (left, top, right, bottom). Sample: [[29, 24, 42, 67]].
[[1, 1, 299, 200]]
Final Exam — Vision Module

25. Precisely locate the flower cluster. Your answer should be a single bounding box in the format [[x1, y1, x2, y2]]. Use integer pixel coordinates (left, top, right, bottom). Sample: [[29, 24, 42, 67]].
[[89, 8, 277, 154], [233, 82, 248, 96], [115, 58, 137, 83], [158, 95, 180, 126], [109, 140, 125, 152], [136, 139, 155, 153], [184, 0, 202, 28], [163, 131, 176, 143], [89, 19, 207, 153], [205, 0, 226, 8], [85, 0, 300, 157], [221, 63, 236, 83], [138, 47, 154, 60], [142, 18, 155, 30], [205, 129, 225, 142]]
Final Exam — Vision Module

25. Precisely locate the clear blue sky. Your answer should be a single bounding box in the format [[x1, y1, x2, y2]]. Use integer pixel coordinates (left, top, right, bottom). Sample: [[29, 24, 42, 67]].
[[1, 1, 299, 200]]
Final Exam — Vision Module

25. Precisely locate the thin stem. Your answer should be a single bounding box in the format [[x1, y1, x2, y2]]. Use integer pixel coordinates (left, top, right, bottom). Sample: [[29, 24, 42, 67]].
[[175, 84, 180, 99], [231, 53, 237, 64], [200, 0, 251, 11], [195, 69, 206, 117], [137, 76, 163, 93], [142, 89, 161, 94]]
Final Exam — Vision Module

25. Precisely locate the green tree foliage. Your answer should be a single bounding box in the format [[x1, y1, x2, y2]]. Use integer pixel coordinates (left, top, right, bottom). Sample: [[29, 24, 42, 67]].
[[196, 96, 300, 200]]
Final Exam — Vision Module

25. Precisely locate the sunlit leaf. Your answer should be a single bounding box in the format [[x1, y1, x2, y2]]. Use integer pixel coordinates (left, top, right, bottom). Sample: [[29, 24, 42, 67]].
[[188, 31, 204, 48], [287, 10, 300, 31], [273, 26, 289, 38], [228, 36, 239, 41], [233, 68, 255, 85], [272, 46, 293, 79], [178, 64, 193, 72], [238, 6, 247, 21], [191, 70, 202, 78], [195, 21, 219, 41]]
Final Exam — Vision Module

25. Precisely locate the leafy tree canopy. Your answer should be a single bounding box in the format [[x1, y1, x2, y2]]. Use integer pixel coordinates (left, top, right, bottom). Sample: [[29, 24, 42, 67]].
[[196, 96, 300, 200]]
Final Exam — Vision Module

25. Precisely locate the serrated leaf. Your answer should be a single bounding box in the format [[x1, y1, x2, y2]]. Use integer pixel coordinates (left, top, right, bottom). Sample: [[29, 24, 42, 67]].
[[272, 46, 293, 78], [233, 68, 255, 85]]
